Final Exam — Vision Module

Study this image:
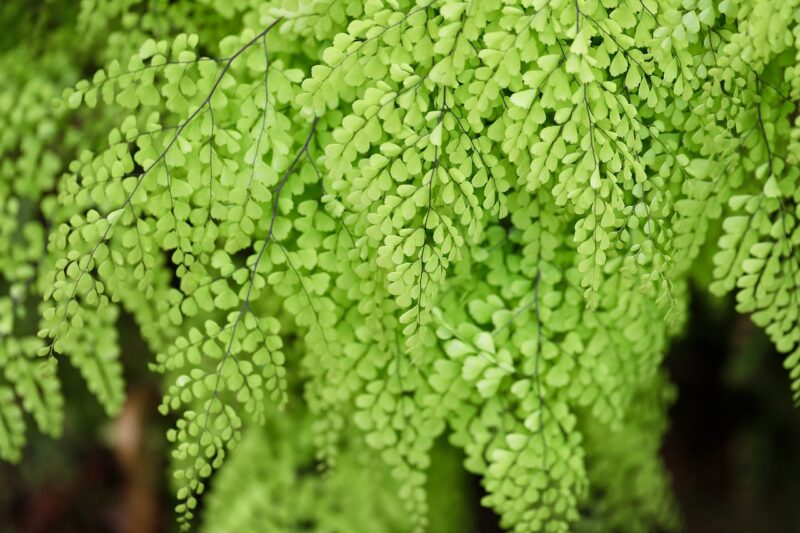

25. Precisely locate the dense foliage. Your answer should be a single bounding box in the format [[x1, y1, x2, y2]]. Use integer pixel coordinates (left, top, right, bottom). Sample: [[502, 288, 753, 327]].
[[1, 0, 799, 531]]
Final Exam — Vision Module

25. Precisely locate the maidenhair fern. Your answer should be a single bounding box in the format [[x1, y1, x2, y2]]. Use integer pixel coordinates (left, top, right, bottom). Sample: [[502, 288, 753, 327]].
[[2, 0, 800, 531]]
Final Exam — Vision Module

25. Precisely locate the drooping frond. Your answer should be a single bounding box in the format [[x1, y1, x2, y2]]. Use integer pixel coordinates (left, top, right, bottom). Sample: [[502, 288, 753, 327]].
[[3, 1, 800, 532]]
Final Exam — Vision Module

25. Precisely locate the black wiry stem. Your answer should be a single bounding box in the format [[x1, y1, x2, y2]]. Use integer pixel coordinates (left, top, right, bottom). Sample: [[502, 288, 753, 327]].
[[46, 19, 284, 357]]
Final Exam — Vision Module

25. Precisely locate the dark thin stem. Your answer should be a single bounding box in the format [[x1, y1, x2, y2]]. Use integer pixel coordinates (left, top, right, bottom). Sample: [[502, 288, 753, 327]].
[[46, 18, 284, 357]]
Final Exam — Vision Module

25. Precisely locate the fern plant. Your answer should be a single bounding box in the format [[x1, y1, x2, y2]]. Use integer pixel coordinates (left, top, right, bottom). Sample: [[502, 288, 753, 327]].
[[2, 0, 800, 531]]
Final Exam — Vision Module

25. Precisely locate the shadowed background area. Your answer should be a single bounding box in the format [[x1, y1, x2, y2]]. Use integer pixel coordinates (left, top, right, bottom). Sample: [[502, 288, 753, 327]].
[[1, 288, 800, 533], [661, 289, 800, 533]]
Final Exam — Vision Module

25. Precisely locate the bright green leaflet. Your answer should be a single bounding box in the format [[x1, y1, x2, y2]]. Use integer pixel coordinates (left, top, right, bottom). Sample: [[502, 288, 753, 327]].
[[1, 0, 799, 531]]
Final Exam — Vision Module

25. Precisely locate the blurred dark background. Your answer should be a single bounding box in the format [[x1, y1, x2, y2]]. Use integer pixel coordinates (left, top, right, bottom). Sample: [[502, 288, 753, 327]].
[[2, 289, 800, 533], [662, 290, 800, 533]]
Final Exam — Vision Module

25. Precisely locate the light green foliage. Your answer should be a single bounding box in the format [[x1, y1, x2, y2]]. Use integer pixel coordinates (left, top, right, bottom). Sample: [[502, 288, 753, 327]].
[[0, 9, 79, 461], [202, 406, 411, 533], [578, 374, 678, 532], [2, 0, 800, 531]]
